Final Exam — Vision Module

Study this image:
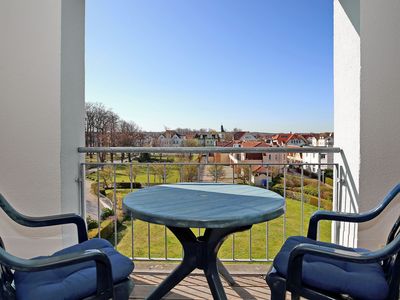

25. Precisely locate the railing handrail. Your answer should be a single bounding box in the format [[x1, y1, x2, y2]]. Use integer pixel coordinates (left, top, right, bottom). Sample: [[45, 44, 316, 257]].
[[82, 162, 338, 167], [78, 146, 341, 154]]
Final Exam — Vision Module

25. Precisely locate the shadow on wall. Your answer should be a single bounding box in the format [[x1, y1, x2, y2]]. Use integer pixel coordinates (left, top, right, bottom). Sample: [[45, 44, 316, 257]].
[[338, 0, 360, 35], [338, 150, 359, 247]]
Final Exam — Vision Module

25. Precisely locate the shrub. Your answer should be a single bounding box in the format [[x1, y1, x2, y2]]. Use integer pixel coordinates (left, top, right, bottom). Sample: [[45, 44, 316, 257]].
[[88, 219, 114, 240], [104, 182, 142, 189], [325, 177, 334, 186], [101, 208, 114, 220], [324, 168, 334, 179], [86, 216, 98, 230], [91, 182, 107, 197], [138, 153, 151, 162]]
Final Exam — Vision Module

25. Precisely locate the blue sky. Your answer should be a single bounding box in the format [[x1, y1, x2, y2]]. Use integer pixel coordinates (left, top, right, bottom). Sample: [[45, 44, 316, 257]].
[[86, 0, 333, 132]]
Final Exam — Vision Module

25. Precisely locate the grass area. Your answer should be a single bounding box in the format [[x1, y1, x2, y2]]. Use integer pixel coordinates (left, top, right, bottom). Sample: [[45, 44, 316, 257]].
[[87, 165, 182, 185], [86, 165, 333, 262]]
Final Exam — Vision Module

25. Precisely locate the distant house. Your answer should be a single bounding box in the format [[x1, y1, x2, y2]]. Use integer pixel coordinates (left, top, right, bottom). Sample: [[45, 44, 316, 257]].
[[256, 133, 275, 144], [302, 132, 334, 173], [300, 133, 319, 146], [157, 130, 185, 147], [237, 141, 286, 165], [272, 133, 308, 147], [214, 141, 240, 163], [213, 140, 286, 186], [143, 133, 156, 147], [317, 132, 334, 147], [195, 132, 219, 147], [233, 131, 257, 141]]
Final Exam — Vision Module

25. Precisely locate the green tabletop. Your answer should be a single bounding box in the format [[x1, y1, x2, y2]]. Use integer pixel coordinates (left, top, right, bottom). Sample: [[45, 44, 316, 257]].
[[123, 183, 285, 228]]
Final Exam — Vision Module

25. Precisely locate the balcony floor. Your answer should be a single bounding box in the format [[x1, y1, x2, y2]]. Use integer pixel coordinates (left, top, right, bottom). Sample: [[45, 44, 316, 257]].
[[129, 263, 290, 299]]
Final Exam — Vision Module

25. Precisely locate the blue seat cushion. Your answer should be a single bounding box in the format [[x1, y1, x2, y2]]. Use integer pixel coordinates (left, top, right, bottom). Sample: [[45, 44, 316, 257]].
[[14, 238, 134, 300], [273, 236, 389, 300]]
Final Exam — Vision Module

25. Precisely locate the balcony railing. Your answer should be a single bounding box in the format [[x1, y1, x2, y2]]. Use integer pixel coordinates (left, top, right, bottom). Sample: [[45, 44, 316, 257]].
[[78, 146, 341, 263]]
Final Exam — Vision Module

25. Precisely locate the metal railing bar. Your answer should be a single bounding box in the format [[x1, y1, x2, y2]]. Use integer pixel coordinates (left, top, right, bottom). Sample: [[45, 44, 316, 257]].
[[131, 257, 274, 262], [113, 164, 117, 248], [129, 164, 133, 192], [317, 153, 321, 240], [82, 161, 338, 167], [301, 168, 304, 236], [283, 166, 287, 241], [146, 163, 150, 187], [131, 213, 134, 260], [148, 223, 151, 259], [78, 146, 341, 154], [164, 226, 168, 259], [97, 155, 101, 238]]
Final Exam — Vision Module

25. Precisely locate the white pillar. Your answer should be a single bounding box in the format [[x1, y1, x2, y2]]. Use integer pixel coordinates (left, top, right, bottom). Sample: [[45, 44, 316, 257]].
[[334, 0, 400, 249], [0, 0, 84, 257]]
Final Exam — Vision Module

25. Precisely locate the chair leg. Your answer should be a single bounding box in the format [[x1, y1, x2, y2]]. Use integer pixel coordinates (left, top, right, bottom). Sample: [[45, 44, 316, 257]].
[[270, 284, 287, 300], [113, 279, 134, 300], [266, 274, 287, 300]]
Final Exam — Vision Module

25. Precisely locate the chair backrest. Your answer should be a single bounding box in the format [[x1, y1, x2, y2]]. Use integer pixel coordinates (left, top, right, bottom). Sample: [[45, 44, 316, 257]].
[[0, 238, 15, 299]]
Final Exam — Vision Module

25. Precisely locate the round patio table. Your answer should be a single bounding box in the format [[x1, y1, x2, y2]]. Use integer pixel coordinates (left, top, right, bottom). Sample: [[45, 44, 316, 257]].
[[123, 183, 285, 300]]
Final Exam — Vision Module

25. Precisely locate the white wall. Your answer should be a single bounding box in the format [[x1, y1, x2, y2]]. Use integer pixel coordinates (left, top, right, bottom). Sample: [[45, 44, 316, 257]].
[[60, 0, 85, 247], [0, 0, 84, 257], [358, 0, 400, 249], [334, 0, 400, 249]]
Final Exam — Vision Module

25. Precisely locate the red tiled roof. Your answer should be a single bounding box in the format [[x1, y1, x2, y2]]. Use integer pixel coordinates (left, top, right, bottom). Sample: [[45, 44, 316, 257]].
[[251, 165, 268, 174], [272, 133, 307, 145], [233, 131, 247, 140], [240, 141, 271, 148], [216, 141, 234, 147], [162, 130, 182, 138]]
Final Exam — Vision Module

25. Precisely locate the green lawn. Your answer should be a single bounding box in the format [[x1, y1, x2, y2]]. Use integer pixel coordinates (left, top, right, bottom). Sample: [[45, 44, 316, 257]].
[[87, 166, 333, 262], [87, 165, 183, 186], [104, 196, 331, 261]]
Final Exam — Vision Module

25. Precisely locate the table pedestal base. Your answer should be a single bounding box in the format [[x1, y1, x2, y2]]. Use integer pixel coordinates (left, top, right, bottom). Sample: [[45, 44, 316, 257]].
[[146, 225, 251, 300]]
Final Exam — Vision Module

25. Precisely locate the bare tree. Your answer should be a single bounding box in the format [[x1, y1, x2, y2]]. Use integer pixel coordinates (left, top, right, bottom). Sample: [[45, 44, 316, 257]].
[[107, 111, 119, 162], [182, 165, 198, 182], [151, 165, 170, 183], [208, 165, 225, 182], [119, 120, 142, 162], [100, 166, 114, 189], [235, 166, 251, 184], [85, 102, 143, 162]]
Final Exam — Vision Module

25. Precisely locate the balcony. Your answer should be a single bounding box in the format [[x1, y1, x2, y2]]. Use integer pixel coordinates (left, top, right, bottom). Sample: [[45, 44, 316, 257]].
[[78, 146, 339, 299], [1, 1, 400, 299], [131, 266, 275, 299]]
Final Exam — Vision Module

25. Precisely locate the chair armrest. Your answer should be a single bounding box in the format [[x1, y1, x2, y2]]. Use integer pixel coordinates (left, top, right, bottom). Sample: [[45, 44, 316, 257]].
[[0, 247, 113, 299], [307, 183, 400, 240], [0, 194, 88, 243], [286, 239, 400, 294], [307, 210, 371, 240]]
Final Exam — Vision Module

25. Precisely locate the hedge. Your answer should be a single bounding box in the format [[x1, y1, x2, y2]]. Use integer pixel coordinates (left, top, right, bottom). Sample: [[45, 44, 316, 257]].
[[271, 186, 332, 210], [92, 182, 142, 197], [88, 219, 114, 240]]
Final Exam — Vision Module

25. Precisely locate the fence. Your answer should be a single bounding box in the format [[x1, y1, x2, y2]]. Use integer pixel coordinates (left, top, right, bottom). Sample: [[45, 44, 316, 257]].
[[78, 146, 341, 262]]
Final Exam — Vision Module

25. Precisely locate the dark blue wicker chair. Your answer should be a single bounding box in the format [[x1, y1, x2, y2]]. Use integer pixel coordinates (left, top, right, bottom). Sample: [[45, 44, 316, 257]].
[[266, 183, 400, 300], [0, 194, 134, 300]]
